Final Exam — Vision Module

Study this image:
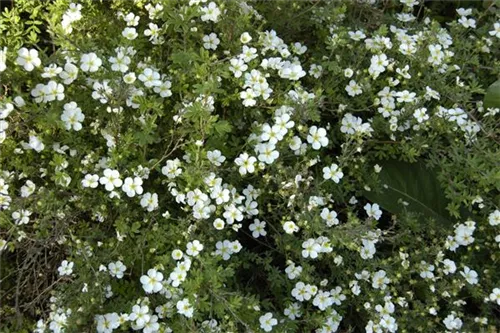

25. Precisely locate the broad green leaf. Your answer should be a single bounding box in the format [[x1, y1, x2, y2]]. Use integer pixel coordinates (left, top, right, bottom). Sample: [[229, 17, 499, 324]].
[[364, 160, 452, 224], [484, 79, 500, 109]]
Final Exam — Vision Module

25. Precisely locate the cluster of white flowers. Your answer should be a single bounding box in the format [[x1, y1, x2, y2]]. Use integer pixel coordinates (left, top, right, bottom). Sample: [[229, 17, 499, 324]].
[[61, 3, 83, 34], [301, 237, 333, 259]]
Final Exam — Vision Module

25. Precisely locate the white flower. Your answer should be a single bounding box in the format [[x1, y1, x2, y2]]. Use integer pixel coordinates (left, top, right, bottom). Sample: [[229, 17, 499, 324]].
[[320, 208, 339, 226], [274, 113, 295, 134], [229, 58, 248, 78], [59, 62, 79, 84], [122, 27, 138, 40], [307, 126, 328, 150], [249, 219, 267, 238], [41, 63, 63, 78], [81, 174, 99, 188], [16, 47, 41, 71], [138, 68, 161, 88], [123, 12, 139, 26], [0, 120, 13, 134], [235, 152, 257, 175], [203, 32, 220, 50], [313, 290, 334, 311], [372, 270, 390, 290], [364, 203, 382, 220], [122, 177, 144, 197], [108, 261, 126, 279], [20, 180, 36, 197], [0, 102, 14, 119], [488, 210, 500, 226], [369, 53, 388, 78], [279, 63, 306, 81], [309, 64, 323, 78], [359, 239, 377, 260], [43, 80, 65, 102], [213, 218, 225, 230], [27, 135, 45, 152], [419, 261, 435, 279], [207, 150, 226, 166], [283, 221, 299, 234], [171, 249, 183, 261], [344, 68, 354, 78], [0, 179, 8, 195], [155, 80, 172, 97], [348, 30, 366, 41], [80, 52, 102, 72], [456, 7, 472, 16], [460, 266, 478, 285], [96, 313, 120, 332], [12, 209, 32, 225], [302, 239, 321, 259], [240, 32, 252, 44], [257, 142, 279, 164], [458, 16, 476, 29], [443, 313, 463, 331], [210, 186, 230, 205], [260, 123, 281, 144], [259, 312, 277, 332], [345, 80, 362, 97], [61, 102, 84, 131], [223, 204, 244, 225], [144, 22, 161, 43], [200, 2, 220, 22], [58, 260, 74, 276], [215, 240, 232, 260], [285, 262, 302, 280], [109, 51, 131, 72], [322, 163, 343, 183], [123, 72, 136, 84], [284, 303, 301, 320], [176, 298, 194, 318], [395, 90, 416, 103], [413, 107, 429, 123], [129, 305, 150, 328], [401, 0, 419, 7], [99, 169, 123, 191], [140, 192, 159, 212], [454, 222, 475, 246], [162, 158, 182, 179], [186, 240, 204, 257], [0, 47, 7, 72], [240, 88, 256, 107], [49, 313, 67, 333], [489, 288, 500, 305], [489, 22, 500, 38], [140, 268, 164, 293], [441, 259, 457, 275], [0, 194, 11, 210]]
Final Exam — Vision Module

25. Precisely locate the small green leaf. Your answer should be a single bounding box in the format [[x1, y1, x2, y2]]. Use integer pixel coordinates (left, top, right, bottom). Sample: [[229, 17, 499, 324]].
[[484, 79, 500, 109], [213, 120, 232, 135], [364, 160, 453, 224]]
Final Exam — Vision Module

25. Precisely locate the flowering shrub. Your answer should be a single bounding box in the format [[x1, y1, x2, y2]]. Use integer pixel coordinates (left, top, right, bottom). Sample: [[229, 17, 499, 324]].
[[1, 0, 500, 332]]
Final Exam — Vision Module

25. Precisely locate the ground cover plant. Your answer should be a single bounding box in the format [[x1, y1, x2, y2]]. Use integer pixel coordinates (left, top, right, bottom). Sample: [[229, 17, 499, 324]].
[[0, 0, 500, 332]]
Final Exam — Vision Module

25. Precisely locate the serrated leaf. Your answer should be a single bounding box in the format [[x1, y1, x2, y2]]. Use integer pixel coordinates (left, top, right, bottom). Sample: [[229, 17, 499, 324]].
[[484, 79, 500, 109], [364, 160, 453, 224], [213, 120, 232, 135]]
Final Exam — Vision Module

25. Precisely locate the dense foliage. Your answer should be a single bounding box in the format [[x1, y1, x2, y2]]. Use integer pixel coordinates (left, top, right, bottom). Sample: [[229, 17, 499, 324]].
[[1, 0, 500, 332]]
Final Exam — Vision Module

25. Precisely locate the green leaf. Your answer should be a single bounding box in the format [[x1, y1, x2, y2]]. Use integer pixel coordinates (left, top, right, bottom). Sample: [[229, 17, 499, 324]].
[[364, 160, 453, 224], [484, 79, 500, 109], [213, 120, 232, 136]]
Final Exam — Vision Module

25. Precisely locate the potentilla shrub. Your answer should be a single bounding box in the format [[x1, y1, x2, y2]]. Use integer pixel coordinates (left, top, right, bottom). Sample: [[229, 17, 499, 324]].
[[0, 0, 499, 332]]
